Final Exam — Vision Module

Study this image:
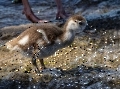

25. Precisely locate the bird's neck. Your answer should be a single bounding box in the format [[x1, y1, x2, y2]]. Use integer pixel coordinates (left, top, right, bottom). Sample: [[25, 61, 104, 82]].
[[59, 23, 75, 46]]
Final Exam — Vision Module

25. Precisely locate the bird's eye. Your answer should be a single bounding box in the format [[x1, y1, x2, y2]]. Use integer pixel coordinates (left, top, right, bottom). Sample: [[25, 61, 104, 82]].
[[75, 20, 77, 22], [79, 21, 84, 25]]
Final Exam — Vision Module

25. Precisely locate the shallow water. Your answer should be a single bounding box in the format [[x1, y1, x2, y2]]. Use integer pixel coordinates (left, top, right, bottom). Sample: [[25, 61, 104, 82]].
[[0, 0, 120, 89]]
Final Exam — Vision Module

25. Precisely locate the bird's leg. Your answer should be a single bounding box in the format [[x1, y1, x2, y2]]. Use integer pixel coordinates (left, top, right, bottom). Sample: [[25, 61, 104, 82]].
[[32, 44, 46, 72], [39, 59, 46, 70], [32, 54, 40, 73]]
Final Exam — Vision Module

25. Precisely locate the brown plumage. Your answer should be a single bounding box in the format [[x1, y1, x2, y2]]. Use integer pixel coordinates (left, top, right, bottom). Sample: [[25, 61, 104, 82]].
[[6, 24, 63, 51], [5, 14, 87, 72]]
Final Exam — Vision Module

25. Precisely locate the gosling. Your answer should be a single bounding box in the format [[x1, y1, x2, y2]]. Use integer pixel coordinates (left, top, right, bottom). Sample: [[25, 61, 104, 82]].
[[5, 14, 87, 72]]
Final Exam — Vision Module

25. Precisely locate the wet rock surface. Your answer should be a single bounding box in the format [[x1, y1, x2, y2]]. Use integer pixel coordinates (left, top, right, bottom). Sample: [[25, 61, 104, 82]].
[[0, 0, 120, 89]]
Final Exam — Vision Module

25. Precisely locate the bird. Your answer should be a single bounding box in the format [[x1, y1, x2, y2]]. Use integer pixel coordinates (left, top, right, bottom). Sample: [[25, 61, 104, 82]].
[[5, 14, 87, 72]]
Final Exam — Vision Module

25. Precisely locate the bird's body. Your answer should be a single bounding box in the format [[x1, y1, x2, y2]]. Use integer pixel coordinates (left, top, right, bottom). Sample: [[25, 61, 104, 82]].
[[5, 14, 87, 72]]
